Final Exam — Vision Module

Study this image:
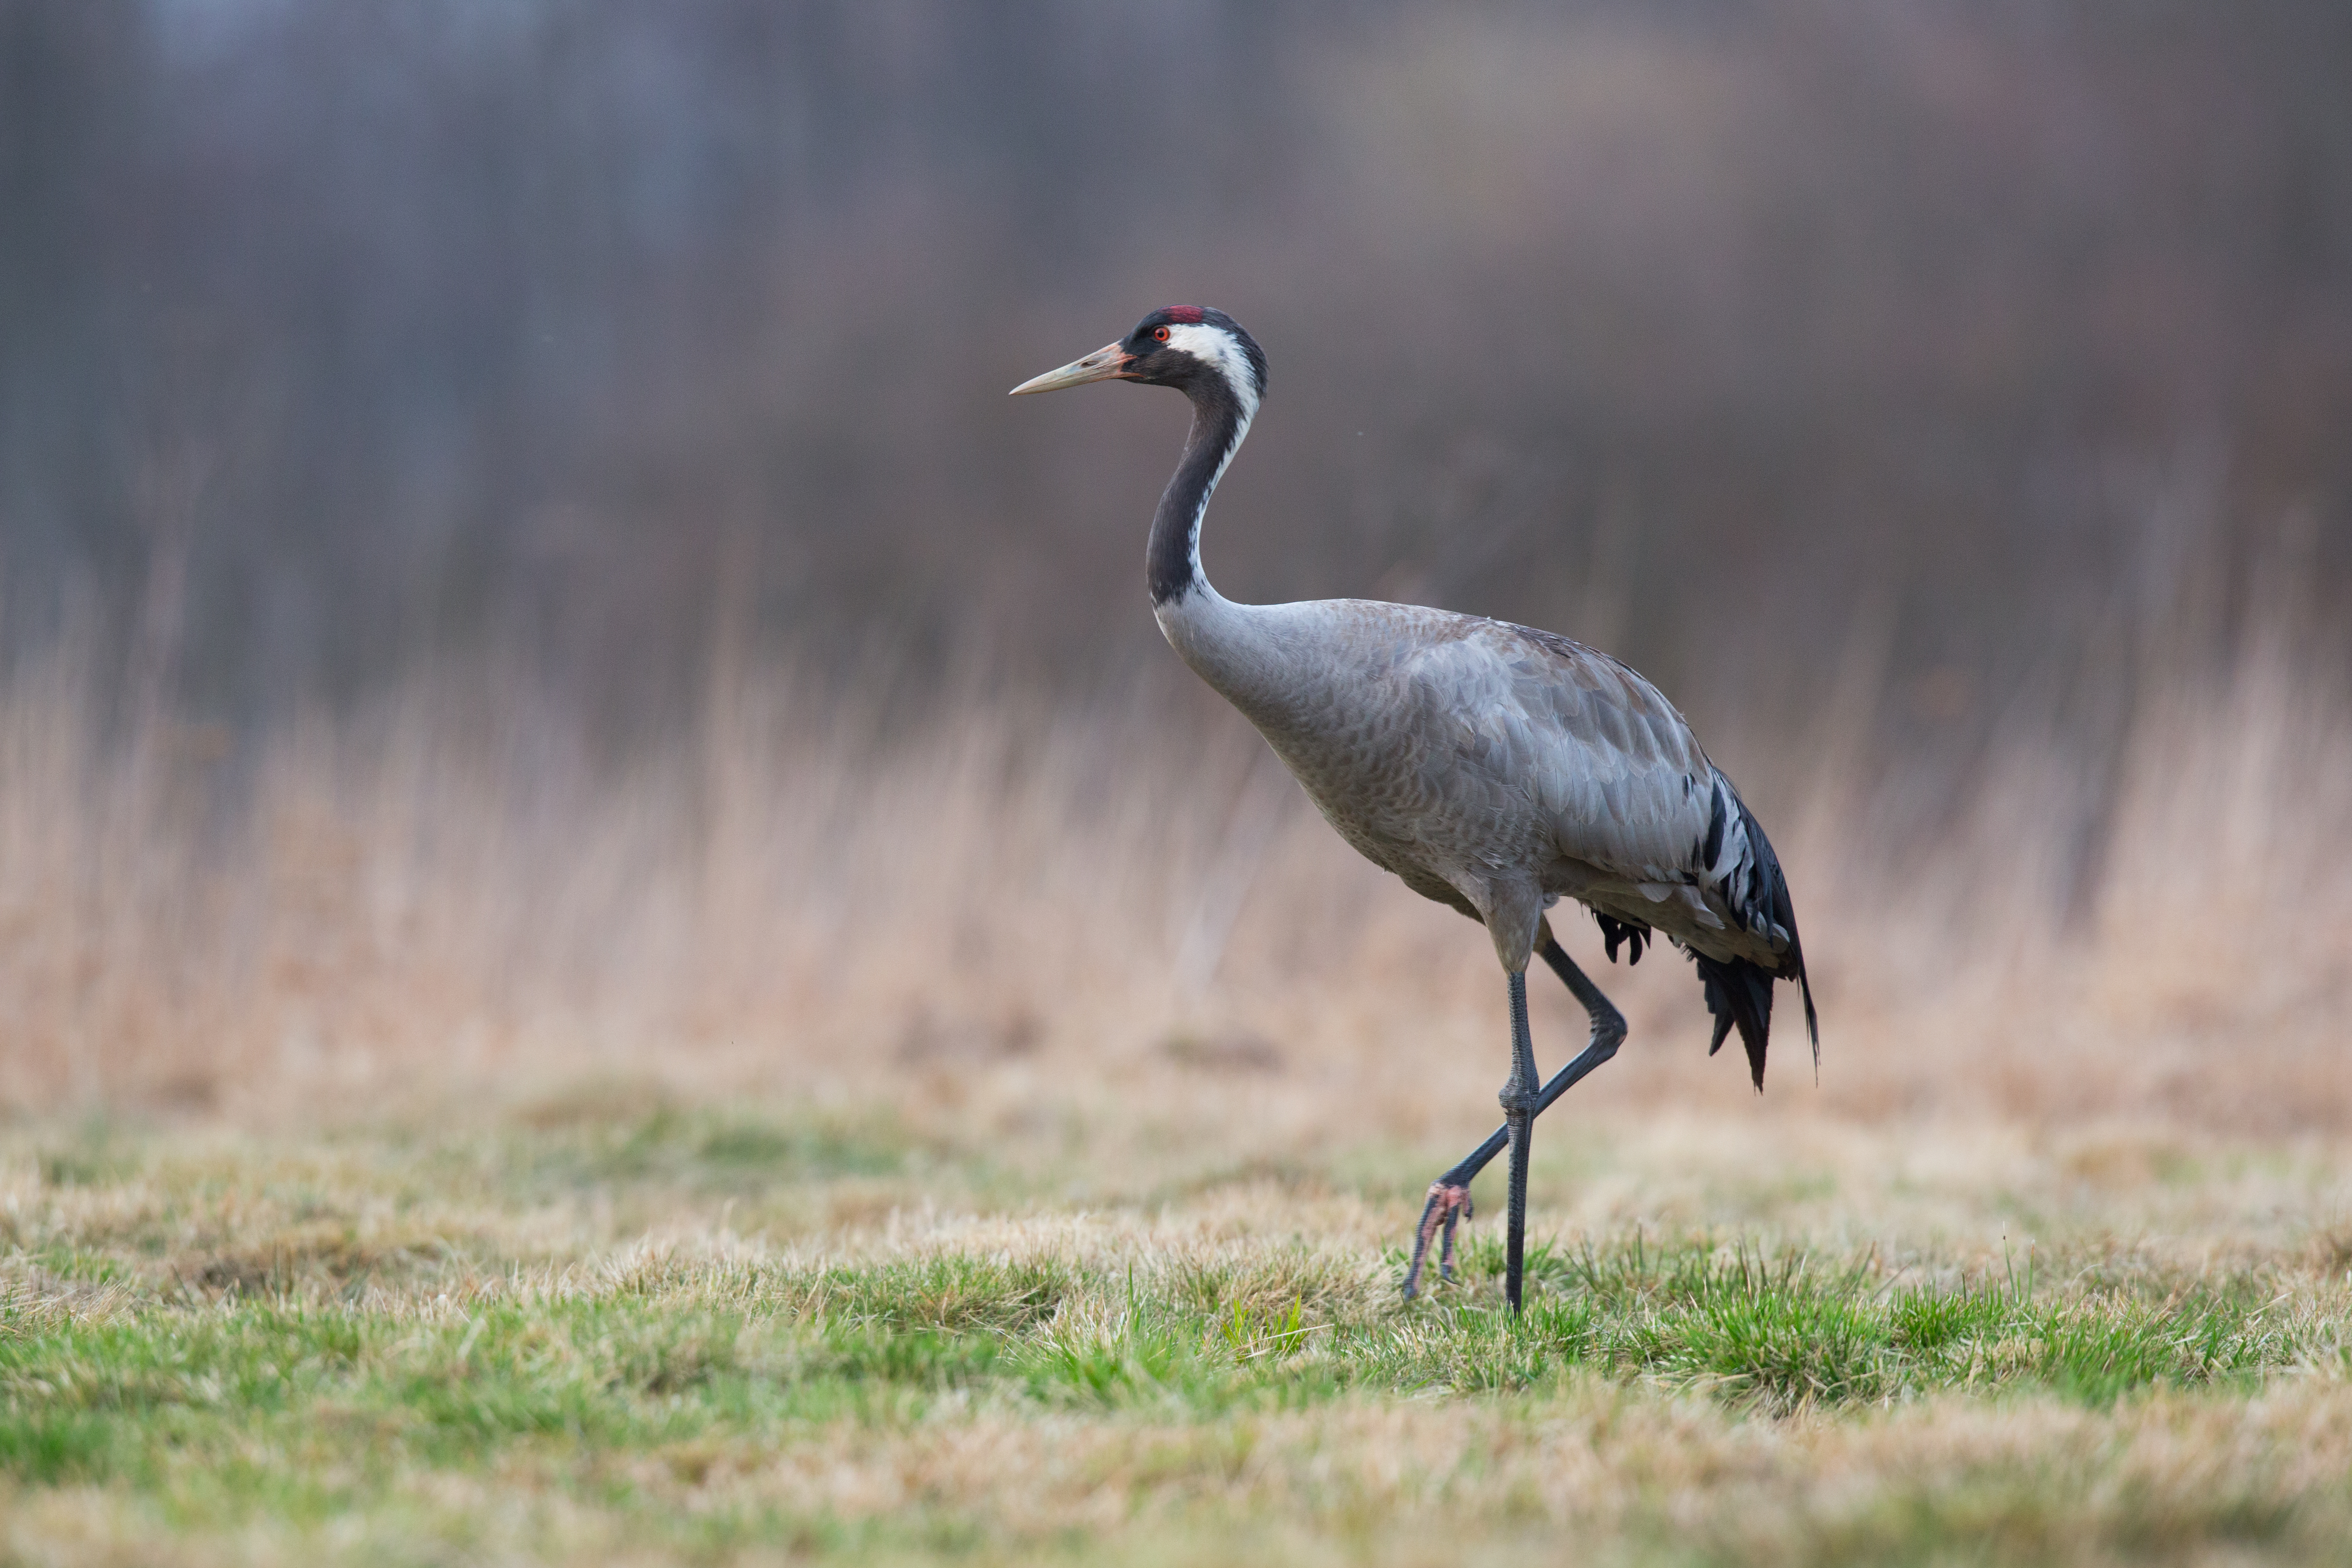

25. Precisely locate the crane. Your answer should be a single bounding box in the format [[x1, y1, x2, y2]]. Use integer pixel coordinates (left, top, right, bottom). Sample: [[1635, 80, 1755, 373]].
[[1013, 307, 1817, 1313]]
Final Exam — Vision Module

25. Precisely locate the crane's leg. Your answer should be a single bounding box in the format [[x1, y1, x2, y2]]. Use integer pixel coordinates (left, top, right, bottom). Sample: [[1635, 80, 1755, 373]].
[[1402, 921, 1628, 1303], [1499, 968, 1539, 1312]]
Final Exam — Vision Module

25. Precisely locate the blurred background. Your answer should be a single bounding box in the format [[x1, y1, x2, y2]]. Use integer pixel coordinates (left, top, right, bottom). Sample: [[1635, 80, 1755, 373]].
[[2, 0, 2348, 1138]]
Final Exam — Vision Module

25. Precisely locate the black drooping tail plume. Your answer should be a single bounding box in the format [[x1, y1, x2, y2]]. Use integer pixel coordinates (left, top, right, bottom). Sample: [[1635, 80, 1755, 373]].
[[1693, 951, 1778, 1089], [1690, 788, 1819, 1091]]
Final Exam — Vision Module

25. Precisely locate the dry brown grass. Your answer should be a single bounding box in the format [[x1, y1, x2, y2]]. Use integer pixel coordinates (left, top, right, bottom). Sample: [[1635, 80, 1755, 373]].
[[3, 610, 2348, 1156]]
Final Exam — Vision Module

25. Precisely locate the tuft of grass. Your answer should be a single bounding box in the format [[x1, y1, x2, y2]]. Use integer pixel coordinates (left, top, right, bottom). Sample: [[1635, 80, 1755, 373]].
[[792, 1254, 1078, 1334], [1371, 1232, 2309, 1412]]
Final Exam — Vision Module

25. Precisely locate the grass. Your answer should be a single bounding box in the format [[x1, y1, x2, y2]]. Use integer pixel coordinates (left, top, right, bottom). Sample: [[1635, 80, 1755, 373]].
[[3, 1105, 2350, 1565]]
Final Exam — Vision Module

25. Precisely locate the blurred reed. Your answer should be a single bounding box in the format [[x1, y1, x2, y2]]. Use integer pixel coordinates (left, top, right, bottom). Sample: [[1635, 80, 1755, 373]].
[[3, 530, 2343, 1141]]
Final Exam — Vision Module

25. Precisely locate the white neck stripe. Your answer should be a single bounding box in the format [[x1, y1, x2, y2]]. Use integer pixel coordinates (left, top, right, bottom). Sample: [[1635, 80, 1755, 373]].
[[1187, 406, 1254, 586], [1162, 321, 1261, 421]]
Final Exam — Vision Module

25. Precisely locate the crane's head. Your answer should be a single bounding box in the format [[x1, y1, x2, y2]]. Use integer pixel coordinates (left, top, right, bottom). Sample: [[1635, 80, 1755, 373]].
[[1010, 307, 1267, 415]]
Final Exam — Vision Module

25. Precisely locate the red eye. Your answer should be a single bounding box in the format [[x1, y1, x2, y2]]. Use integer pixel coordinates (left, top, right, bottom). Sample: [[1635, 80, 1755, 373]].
[[1153, 326, 1170, 342]]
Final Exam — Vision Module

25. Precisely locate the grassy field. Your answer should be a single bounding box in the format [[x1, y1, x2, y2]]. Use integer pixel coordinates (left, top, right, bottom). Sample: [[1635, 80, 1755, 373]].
[[4, 1097, 2350, 1566], [3, 637, 2350, 1561]]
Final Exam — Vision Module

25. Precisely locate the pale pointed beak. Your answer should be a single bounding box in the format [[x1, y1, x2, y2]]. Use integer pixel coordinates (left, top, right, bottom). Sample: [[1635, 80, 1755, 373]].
[[1009, 341, 1132, 396]]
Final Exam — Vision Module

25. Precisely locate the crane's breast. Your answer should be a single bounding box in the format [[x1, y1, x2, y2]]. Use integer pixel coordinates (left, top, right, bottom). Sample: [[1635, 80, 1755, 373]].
[[1244, 619, 1565, 889]]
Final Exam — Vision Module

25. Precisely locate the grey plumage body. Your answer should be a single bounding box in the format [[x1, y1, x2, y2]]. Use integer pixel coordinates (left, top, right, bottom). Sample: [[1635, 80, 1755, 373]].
[[1014, 305, 1814, 1310], [1161, 592, 1791, 978]]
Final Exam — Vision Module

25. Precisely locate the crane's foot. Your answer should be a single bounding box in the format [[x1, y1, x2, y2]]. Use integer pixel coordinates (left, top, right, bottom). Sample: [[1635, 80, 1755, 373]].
[[1401, 1180, 1473, 1300]]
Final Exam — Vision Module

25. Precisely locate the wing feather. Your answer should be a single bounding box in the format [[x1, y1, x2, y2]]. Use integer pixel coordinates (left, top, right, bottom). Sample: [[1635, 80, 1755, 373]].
[[1502, 624, 1714, 875], [1392, 618, 1798, 956]]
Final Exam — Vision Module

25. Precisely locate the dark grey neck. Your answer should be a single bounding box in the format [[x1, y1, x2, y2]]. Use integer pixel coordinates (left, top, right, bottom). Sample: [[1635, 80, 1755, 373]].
[[1147, 377, 1251, 606]]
